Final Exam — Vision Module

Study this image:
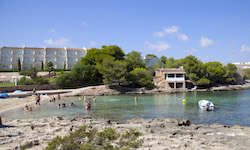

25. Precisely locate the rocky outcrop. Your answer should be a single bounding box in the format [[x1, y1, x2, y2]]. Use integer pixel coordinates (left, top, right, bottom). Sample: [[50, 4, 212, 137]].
[[1, 117, 250, 150], [210, 83, 250, 91]]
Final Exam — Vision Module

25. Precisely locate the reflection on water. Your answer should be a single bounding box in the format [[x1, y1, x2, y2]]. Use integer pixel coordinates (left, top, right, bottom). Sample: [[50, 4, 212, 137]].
[[1, 89, 250, 126]]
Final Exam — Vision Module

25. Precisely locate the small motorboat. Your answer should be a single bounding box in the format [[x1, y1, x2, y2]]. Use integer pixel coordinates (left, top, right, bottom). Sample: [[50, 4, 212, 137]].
[[198, 100, 214, 111]]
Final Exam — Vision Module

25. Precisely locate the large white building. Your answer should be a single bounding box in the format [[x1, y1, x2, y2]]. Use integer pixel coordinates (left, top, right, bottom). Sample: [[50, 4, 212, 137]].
[[0, 46, 89, 70], [232, 62, 250, 69]]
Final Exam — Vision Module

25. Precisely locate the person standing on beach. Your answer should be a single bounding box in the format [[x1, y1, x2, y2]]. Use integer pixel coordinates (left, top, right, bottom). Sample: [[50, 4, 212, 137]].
[[58, 94, 60, 100]]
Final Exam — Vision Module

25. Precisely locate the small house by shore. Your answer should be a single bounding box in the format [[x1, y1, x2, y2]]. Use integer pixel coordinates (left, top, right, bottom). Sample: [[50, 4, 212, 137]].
[[154, 67, 188, 89]]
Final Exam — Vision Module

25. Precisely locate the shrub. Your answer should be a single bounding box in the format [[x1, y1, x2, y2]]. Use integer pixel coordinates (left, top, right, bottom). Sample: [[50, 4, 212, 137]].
[[46, 126, 143, 150]]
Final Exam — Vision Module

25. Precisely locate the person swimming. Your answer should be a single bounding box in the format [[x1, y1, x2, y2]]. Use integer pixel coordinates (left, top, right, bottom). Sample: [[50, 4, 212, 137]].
[[71, 102, 76, 107]]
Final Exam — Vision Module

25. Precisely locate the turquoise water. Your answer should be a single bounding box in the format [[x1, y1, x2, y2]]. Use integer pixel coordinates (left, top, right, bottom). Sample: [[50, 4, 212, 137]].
[[1, 89, 250, 126]]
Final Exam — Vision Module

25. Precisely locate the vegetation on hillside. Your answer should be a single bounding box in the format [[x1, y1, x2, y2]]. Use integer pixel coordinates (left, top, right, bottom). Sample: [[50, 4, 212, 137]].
[[18, 66, 49, 85], [45, 126, 143, 150], [56, 46, 153, 88], [243, 68, 250, 79]]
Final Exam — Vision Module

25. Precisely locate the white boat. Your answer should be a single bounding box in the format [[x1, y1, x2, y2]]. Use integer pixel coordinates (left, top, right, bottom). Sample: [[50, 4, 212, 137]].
[[198, 100, 214, 111]]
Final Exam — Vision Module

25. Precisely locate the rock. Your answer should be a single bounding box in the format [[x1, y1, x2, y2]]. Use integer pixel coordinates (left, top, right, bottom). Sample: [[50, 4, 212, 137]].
[[21, 140, 33, 148], [177, 119, 191, 126]]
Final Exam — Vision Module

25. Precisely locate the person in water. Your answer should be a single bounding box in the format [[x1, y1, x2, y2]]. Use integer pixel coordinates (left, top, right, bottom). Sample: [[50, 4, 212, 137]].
[[58, 94, 61, 100], [71, 103, 76, 107], [35, 94, 40, 105], [93, 96, 96, 102], [85, 100, 91, 110], [135, 96, 138, 102]]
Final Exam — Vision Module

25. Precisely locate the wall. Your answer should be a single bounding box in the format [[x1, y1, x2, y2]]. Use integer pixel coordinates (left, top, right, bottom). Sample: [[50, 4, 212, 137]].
[[0, 83, 58, 93]]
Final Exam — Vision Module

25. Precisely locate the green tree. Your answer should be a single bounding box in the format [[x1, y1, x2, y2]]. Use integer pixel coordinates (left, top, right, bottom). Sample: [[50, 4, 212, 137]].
[[45, 61, 53, 78], [204, 62, 226, 85], [126, 51, 145, 72], [101, 45, 125, 60], [243, 68, 250, 79], [145, 54, 158, 58], [96, 58, 127, 85], [165, 57, 183, 68], [128, 68, 154, 88], [152, 61, 163, 69], [17, 57, 21, 71], [41, 61, 44, 70], [19, 66, 38, 79], [224, 63, 238, 84], [160, 56, 167, 65]]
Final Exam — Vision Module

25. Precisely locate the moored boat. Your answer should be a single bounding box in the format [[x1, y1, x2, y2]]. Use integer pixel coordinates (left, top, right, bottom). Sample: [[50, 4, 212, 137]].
[[198, 100, 214, 111]]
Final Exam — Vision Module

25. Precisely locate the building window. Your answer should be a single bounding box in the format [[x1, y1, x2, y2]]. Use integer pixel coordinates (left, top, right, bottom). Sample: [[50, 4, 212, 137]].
[[2, 51, 11, 55], [57, 51, 64, 55], [35, 58, 43, 62], [176, 74, 183, 78], [167, 74, 175, 78], [35, 51, 43, 55], [68, 58, 75, 62], [14, 51, 22, 55], [57, 58, 65, 62], [46, 51, 55, 55], [77, 51, 85, 55], [24, 58, 33, 62], [47, 58, 54, 61], [57, 65, 64, 69], [24, 65, 30, 69], [24, 51, 33, 55], [2, 65, 10, 69], [2, 58, 11, 62], [67, 51, 75, 56], [13, 58, 19, 62]]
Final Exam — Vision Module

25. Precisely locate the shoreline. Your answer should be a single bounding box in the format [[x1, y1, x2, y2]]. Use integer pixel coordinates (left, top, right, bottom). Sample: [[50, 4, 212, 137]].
[[0, 83, 250, 118], [1, 116, 250, 150]]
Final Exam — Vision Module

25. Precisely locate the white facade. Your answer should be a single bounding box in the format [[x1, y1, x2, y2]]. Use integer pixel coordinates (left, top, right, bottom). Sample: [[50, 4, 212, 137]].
[[0, 46, 89, 70], [233, 62, 250, 69]]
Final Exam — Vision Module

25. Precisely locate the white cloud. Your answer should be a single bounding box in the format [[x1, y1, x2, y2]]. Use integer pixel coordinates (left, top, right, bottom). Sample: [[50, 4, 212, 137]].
[[178, 34, 189, 41], [153, 26, 189, 42], [186, 48, 197, 53], [144, 41, 171, 52], [44, 37, 69, 47], [89, 41, 97, 47], [49, 29, 56, 33], [200, 37, 214, 47], [240, 44, 250, 52], [163, 26, 178, 34], [153, 31, 166, 38], [82, 21, 87, 27]]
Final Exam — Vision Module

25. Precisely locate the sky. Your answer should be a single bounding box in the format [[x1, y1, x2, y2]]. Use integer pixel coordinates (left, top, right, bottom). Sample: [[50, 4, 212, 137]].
[[0, 0, 250, 64]]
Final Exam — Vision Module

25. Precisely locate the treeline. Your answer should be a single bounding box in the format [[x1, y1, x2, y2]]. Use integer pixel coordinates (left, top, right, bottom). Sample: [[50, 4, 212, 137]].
[[56, 45, 154, 88], [56, 45, 239, 89], [153, 55, 238, 87]]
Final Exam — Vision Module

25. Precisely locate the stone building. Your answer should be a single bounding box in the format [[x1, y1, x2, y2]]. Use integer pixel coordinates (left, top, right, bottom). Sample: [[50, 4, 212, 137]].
[[154, 68, 186, 89]]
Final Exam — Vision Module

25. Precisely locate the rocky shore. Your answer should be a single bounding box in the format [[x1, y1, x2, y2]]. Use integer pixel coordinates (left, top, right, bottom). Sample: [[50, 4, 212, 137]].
[[1, 116, 250, 150], [61, 83, 250, 97]]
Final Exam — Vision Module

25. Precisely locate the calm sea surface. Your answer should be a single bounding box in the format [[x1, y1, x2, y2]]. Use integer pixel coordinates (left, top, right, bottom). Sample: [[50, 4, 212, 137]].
[[1, 89, 250, 126]]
